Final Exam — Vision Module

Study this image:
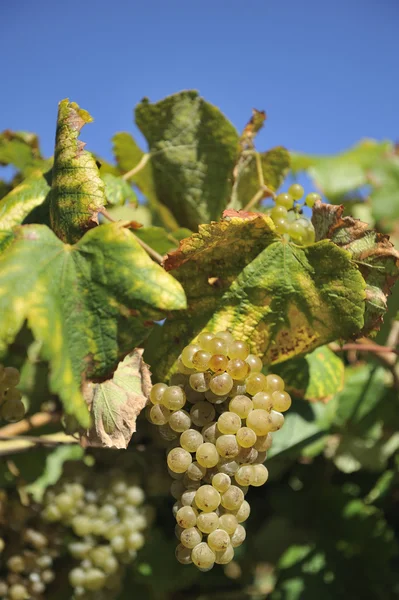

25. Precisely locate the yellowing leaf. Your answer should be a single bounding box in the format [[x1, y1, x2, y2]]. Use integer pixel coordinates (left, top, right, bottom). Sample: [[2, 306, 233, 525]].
[[82, 350, 151, 449]]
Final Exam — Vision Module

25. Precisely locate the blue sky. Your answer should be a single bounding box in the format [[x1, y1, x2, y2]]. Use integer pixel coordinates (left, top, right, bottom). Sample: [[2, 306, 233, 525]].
[[1, 0, 398, 169]]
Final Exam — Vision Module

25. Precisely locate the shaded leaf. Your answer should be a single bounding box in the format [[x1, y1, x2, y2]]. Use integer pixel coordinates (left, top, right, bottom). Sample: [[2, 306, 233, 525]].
[[134, 226, 192, 256], [0, 222, 186, 425], [0, 129, 49, 175], [107, 203, 153, 227], [145, 211, 365, 381], [49, 99, 105, 243], [135, 90, 240, 229], [370, 155, 399, 222], [82, 350, 151, 449], [102, 172, 137, 206], [273, 346, 345, 402]]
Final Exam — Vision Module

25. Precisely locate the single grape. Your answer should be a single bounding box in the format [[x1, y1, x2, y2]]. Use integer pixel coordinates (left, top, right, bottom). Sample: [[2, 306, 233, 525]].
[[197, 332, 215, 351], [169, 409, 191, 432], [175, 506, 197, 528], [288, 183, 304, 200], [196, 511, 219, 533], [229, 395, 253, 419], [274, 217, 289, 234], [177, 356, 196, 375], [275, 192, 294, 209], [191, 542, 215, 569], [265, 374, 284, 392], [208, 354, 229, 373], [181, 489, 197, 506], [0, 399, 25, 422], [209, 373, 233, 396], [207, 528, 230, 552], [55, 492, 75, 514], [162, 386, 186, 411], [175, 543, 193, 565], [84, 568, 107, 591], [245, 373, 267, 395], [218, 513, 238, 535], [180, 526, 203, 549], [9, 584, 29, 600], [254, 433, 273, 451], [208, 337, 229, 356], [211, 472, 231, 493], [226, 358, 250, 380], [246, 409, 272, 436], [205, 389, 228, 404], [245, 354, 263, 372], [158, 423, 178, 441], [228, 340, 249, 360], [228, 380, 246, 397], [305, 192, 321, 207], [69, 567, 87, 587], [268, 410, 285, 431], [217, 460, 239, 476], [7, 556, 25, 573], [111, 535, 126, 553], [271, 205, 288, 221], [189, 372, 211, 393], [181, 344, 202, 369], [196, 443, 219, 468], [230, 524, 246, 547], [3, 366, 20, 387], [195, 485, 221, 512], [215, 331, 235, 344], [221, 486, 244, 510], [190, 401, 215, 426], [149, 404, 170, 425], [180, 429, 203, 452], [72, 515, 92, 536], [216, 434, 239, 459], [288, 221, 306, 242], [234, 499, 251, 523], [150, 383, 167, 404], [271, 390, 291, 412], [192, 350, 212, 371], [201, 423, 218, 444], [126, 486, 145, 505], [187, 461, 207, 482], [167, 448, 192, 473], [251, 464, 269, 486], [185, 387, 204, 404], [235, 465, 253, 486], [252, 391, 273, 411], [215, 544, 235, 564], [236, 426, 257, 448], [170, 373, 188, 387], [217, 412, 241, 435]]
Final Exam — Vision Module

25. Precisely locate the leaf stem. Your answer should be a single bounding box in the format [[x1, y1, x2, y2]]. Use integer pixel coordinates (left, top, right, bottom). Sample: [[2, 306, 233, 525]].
[[0, 412, 59, 437], [122, 153, 150, 181]]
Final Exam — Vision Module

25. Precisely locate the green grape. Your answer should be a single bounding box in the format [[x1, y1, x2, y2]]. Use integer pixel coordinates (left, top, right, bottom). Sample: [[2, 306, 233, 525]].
[[181, 344, 202, 369], [189, 372, 211, 393], [246, 409, 272, 436], [226, 358, 250, 380], [208, 337, 229, 356], [126, 531, 145, 550], [288, 183, 304, 200], [0, 399, 25, 422], [150, 383, 167, 404], [195, 485, 221, 512], [274, 217, 289, 234], [176, 506, 197, 528], [236, 426, 257, 448], [288, 220, 306, 242], [180, 526, 203, 549], [305, 192, 321, 207], [72, 515, 92, 536], [3, 366, 20, 387], [228, 340, 249, 360], [126, 486, 145, 505], [9, 584, 29, 600], [177, 356, 195, 375], [211, 472, 231, 493], [70, 568, 87, 587], [266, 374, 285, 392], [149, 404, 170, 425], [218, 513, 238, 535], [234, 499, 251, 523], [201, 423, 218, 444], [167, 448, 192, 473], [175, 524, 184, 540], [197, 332, 215, 352], [192, 350, 212, 371], [180, 429, 203, 452], [169, 409, 191, 432], [111, 535, 126, 553], [245, 373, 267, 395], [252, 391, 273, 411], [271, 205, 288, 221], [229, 380, 246, 397], [191, 542, 215, 569], [181, 489, 197, 506], [55, 492, 75, 514], [217, 412, 241, 435], [275, 192, 294, 209], [216, 434, 239, 459], [229, 395, 253, 419], [215, 331, 235, 344], [205, 389, 228, 404], [196, 511, 219, 533], [187, 461, 207, 482], [170, 373, 187, 388], [235, 465, 253, 486], [207, 528, 230, 552], [217, 460, 239, 476], [230, 524, 246, 547], [84, 568, 107, 591], [208, 354, 229, 373], [245, 354, 262, 372], [162, 386, 186, 411], [271, 390, 291, 412], [251, 464, 269, 486], [7, 555, 25, 573], [190, 401, 215, 426], [175, 543, 193, 565], [269, 410, 285, 431], [254, 433, 273, 451], [185, 387, 203, 404], [215, 544, 234, 564], [158, 424, 178, 441], [221, 486, 244, 510], [209, 373, 234, 396], [5, 388, 22, 402]]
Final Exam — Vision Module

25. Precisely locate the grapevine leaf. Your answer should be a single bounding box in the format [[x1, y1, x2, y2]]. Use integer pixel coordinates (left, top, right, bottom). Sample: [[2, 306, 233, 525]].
[[312, 200, 399, 334], [49, 99, 106, 243], [102, 172, 137, 206], [0, 129, 49, 175], [0, 222, 186, 426], [370, 155, 399, 222], [134, 226, 192, 256], [145, 211, 365, 380], [273, 346, 345, 403], [135, 90, 240, 230], [112, 132, 178, 230], [82, 350, 151, 449], [0, 171, 50, 251]]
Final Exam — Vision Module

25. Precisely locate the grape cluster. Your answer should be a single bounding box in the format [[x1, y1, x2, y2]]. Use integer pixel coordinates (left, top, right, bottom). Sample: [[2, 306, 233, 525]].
[[0, 493, 60, 600], [0, 365, 24, 423], [148, 331, 291, 570], [270, 184, 321, 245], [42, 474, 152, 598]]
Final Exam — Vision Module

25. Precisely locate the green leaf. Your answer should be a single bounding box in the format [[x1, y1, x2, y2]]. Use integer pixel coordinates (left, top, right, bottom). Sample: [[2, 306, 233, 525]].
[[0, 222, 186, 425], [273, 346, 345, 402], [370, 155, 399, 222], [101, 172, 137, 206], [0, 129, 49, 175], [106, 203, 153, 227], [82, 350, 151, 449], [49, 99, 105, 243], [135, 90, 240, 229], [25, 445, 84, 502], [134, 226, 192, 256], [145, 211, 365, 381], [0, 171, 50, 251]]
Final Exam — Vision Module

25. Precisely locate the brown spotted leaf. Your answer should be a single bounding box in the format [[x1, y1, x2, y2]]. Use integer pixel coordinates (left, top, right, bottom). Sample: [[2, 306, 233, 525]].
[[144, 210, 366, 381], [82, 350, 151, 449]]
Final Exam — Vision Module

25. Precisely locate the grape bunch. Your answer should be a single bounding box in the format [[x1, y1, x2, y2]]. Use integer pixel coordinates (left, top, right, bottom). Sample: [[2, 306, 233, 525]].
[[0, 492, 60, 600], [269, 183, 321, 245], [42, 473, 153, 598], [0, 365, 24, 423], [147, 331, 291, 570]]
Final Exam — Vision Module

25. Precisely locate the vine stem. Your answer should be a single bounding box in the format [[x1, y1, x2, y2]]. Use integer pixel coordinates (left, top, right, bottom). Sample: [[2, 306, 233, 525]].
[[0, 411, 59, 437], [242, 152, 276, 211], [122, 153, 150, 181], [98, 207, 164, 265]]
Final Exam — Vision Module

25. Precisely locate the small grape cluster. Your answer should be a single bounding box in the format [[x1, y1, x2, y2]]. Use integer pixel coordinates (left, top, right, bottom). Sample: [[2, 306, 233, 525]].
[[42, 475, 152, 598], [147, 331, 291, 570], [270, 183, 321, 245], [0, 493, 60, 600], [0, 365, 24, 423]]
